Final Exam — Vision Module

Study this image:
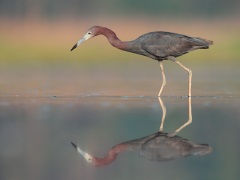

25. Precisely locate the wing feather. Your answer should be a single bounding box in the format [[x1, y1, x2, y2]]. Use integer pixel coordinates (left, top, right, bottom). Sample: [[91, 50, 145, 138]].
[[140, 32, 200, 59]]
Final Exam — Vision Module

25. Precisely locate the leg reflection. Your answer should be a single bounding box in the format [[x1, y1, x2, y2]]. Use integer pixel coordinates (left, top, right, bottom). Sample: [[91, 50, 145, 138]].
[[158, 97, 166, 132], [168, 96, 192, 137]]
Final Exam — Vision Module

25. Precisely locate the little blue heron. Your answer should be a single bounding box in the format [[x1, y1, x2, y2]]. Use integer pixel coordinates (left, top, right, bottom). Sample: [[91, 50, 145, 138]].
[[71, 26, 213, 96], [71, 132, 211, 167]]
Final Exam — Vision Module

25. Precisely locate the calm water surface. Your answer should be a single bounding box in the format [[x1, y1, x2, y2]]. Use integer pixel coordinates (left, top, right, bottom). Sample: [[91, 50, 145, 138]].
[[0, 95, 239, 180]]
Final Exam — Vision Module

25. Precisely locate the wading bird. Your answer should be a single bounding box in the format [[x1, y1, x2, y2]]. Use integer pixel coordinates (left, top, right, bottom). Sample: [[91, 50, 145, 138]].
[[71, 132, 211, 167], [71, 26, 213, 96]]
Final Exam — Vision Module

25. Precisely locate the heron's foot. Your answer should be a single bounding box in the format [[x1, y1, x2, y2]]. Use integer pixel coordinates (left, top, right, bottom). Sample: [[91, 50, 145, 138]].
[[181, 95, 189, 99]]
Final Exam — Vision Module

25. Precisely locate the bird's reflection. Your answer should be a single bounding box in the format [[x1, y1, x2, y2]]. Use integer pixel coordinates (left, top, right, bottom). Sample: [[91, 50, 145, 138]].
[[71, 97, 211, 167], [71, 131, 211, 167]]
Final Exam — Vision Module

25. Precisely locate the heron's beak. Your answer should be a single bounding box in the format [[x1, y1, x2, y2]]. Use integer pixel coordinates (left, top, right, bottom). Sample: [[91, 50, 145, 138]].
[[71, 142, 92, 163], [70, 33, 93, 51]]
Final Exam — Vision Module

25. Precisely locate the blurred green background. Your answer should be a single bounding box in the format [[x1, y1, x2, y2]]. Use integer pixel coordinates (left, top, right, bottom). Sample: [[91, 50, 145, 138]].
[[0, 0, 239, 18]]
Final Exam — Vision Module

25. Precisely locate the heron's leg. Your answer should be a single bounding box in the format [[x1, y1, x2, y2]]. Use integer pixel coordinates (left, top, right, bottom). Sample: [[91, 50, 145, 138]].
[[158, 61, 166, 97], [158, 97, 166, 132], [168, 57, 192, 97], [168, 96, 192, 137]]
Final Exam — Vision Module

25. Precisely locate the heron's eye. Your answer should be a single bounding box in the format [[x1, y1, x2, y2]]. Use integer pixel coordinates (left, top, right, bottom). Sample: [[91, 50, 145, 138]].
[[88, 32, 91, 35]]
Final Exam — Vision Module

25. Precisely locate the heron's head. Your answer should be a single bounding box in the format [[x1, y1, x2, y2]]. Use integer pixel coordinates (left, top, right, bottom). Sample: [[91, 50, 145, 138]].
[[70, 26, 103, 51], [70, 142, 97, 166]]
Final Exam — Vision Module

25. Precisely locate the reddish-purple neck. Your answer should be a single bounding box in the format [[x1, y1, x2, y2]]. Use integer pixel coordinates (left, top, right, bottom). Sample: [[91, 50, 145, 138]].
[[97, 27, 128, 50], [92, 144, 127, 167]]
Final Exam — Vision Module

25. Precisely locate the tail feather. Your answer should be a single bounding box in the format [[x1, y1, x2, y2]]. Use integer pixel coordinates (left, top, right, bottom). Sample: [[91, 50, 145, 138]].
[[195, 37, 213, 46], [189, 37, 213, 51], [202, 38, 213, 45], [191, 144, 212, 156]]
